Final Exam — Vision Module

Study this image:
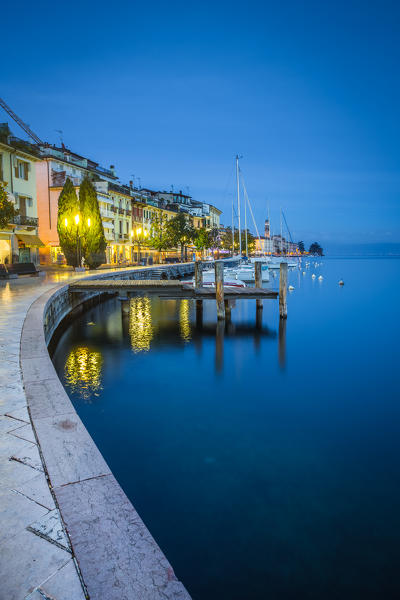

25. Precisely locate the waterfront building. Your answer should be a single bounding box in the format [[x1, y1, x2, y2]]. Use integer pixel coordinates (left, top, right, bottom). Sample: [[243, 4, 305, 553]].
[[0, 124, 43, 264], [36, 144, 117, 264], [255, 236, 274, 255]]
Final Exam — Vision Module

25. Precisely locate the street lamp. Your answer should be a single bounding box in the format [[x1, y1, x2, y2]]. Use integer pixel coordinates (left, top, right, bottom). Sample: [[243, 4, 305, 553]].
[[74, 214, 80, 268]]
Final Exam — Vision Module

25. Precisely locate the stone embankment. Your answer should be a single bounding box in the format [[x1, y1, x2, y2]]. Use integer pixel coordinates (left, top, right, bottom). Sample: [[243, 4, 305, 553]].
[[1, 261, 238, 599]]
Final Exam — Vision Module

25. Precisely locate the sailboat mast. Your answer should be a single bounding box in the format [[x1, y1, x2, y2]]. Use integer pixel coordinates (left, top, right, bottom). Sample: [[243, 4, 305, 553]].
[[280, 207, 283, 255], [231, 196, 234, 256], [236, 155, 242, 257], [244, 179, 248, 257]]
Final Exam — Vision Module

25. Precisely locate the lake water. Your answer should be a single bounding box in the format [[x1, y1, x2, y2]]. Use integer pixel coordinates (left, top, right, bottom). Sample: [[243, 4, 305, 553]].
[[52, 258, 400, 600]]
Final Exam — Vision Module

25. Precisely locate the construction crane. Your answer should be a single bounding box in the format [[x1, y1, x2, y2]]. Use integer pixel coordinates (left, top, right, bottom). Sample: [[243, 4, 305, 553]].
[[0, 97, 43, 145]]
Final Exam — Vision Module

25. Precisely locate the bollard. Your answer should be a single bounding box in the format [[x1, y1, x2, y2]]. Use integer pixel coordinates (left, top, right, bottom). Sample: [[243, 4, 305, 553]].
[[214, 260, 225, 320], [255, 261, 263, 310], [279, 262, 288, 319]]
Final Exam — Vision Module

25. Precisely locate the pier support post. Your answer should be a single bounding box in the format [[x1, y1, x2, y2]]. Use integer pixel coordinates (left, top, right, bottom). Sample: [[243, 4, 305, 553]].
[[215, 260, 225, 320], [195, 260, 203, 288], [279, 262, 288, 319], [196, 300, 203, 328], [224, 300, 232, 323], [255, 261, 263, 310]]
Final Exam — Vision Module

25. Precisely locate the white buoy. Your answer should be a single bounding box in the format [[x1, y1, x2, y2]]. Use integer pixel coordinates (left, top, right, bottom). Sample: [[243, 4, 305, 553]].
[[288, 285, 295, 291], [339, 280, 344, 286], [318, 275, 323, 280], [302, 271, 306, 275], [311, 274, 316, 279]]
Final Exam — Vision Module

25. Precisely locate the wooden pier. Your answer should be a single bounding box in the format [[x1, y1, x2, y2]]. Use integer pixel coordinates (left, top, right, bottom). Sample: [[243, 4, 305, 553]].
[[69, 261, 288, 320]]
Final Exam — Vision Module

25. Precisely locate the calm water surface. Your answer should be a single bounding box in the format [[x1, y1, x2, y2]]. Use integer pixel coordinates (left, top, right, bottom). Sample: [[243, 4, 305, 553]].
[[53, 258, 400, 600]]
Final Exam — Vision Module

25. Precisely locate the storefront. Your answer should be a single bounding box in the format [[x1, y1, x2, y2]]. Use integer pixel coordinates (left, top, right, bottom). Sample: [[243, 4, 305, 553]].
[[15, 233, 45, 264], [0, 233, 12, 264]]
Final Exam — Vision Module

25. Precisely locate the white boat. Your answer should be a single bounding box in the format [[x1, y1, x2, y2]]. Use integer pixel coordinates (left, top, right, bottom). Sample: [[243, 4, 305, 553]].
[[190, 270, 247, 288], [234, 265, 270, 282]]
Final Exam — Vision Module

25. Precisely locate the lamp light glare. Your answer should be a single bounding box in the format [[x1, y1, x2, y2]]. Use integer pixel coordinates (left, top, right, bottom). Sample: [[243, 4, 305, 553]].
[[74, 214, 80, 225]]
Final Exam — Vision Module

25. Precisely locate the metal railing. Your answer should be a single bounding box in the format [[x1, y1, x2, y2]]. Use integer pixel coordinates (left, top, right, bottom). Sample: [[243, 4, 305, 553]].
[[13, 215, 38, 227]]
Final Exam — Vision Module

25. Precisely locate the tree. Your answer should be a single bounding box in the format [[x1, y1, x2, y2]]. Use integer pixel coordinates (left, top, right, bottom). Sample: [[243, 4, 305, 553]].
[[193, 228, 211, 258], [309, 242, 323, 256], [298, 240, 305, 253], [240, 229, 255, 255], [166, 213, 195, 261], [79, 177, 106, 269], [148, 212, 170, 263], [57, 178, 81, 267], [0, 181, 18, 229]]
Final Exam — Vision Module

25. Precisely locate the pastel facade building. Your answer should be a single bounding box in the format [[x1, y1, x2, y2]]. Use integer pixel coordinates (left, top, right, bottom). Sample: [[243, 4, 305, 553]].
[[0, 124, 42, 264], [36, 145, 117, 264]]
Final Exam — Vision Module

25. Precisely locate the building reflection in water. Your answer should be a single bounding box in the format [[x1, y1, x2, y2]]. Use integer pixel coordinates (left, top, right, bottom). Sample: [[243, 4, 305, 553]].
[[129, 297, 154, 352], [179, 299, 191, 342], [64, 346, 103, 401]]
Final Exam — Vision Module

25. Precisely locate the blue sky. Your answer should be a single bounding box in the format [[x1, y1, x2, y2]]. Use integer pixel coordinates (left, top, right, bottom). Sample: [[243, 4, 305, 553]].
[[2, 0, 399, 249]]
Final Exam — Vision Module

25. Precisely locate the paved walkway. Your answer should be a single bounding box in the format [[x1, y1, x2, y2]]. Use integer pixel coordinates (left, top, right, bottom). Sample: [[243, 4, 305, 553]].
[[0, 267, 152, 599], [0, 272, 87, 600]]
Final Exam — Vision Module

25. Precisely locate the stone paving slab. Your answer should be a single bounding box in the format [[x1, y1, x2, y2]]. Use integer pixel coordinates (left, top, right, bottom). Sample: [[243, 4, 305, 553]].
[[33, 412, 111, 488], [55, 474, 191, 600], [28, 508, 71, 552], [0, 527, 71, 600], [26, 558, 86, 600]]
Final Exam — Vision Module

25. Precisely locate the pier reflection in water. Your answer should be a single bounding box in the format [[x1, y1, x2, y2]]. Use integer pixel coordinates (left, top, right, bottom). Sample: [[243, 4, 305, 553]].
[[56, 295, 281, 397]]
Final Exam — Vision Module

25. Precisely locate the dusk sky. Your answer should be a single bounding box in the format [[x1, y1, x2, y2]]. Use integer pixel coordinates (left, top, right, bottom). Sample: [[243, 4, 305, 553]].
[[2, 0, 399, 250]]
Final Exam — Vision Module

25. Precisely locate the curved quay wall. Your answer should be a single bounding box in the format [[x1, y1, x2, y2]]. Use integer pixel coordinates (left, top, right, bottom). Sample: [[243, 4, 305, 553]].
[[20, 262, 231, 600]]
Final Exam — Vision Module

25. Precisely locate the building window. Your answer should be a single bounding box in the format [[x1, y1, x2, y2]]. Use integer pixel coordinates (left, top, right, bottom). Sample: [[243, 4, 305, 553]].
[[15, 160, 29, 181]]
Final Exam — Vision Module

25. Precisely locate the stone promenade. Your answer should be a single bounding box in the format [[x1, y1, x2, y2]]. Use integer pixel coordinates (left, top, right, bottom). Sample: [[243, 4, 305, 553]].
[[0, 271, 87, 599]]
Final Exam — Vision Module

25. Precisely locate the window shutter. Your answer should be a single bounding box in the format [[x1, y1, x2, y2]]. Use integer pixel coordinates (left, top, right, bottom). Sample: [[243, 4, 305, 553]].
[[14, 160, 19, 178], [24, 163, 29, 180]]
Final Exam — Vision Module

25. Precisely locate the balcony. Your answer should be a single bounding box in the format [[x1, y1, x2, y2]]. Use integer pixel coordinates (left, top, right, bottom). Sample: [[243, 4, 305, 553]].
[[13, 215, 38, 227], [118, 208, 125, 215]]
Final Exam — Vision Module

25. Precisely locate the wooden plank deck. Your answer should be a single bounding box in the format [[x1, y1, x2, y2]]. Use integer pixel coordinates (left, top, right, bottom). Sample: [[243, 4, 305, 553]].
[[69, 279, 278, 300]]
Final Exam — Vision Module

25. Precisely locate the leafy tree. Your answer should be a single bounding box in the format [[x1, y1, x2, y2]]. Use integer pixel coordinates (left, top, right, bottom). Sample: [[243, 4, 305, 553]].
[[166, 212, 195, 261], [193, 227, 211, 258], [240, 229, 255, 255], [208, 227, 220, 249], [298, 240, 305, 253], [79, 177, 106, 269], [0, 181, 18, 229], [309, 242, 323, 256], [148, 212, 170, 262], [57, 178, 81, 267]]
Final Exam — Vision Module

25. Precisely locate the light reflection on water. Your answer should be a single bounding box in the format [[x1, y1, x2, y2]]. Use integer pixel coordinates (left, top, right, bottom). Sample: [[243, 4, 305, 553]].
[[128, 296, 154, 352], [64, 346, 103, 401], [179, 299, 191, 342]]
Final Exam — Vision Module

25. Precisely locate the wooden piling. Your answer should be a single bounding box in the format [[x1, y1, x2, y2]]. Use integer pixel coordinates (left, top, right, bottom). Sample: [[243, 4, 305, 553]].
[[279, 262, 288, 319], [224, 299, 232, 323], [194, 260, 203, 288], [215, 260, 225, 320], [254, 261, 263, 310], [196, 300, 203, 328]]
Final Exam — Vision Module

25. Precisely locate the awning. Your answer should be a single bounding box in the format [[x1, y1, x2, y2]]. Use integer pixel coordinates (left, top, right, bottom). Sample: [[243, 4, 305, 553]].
[[0, 233, 11, 240], [16, 234, 45, 247]]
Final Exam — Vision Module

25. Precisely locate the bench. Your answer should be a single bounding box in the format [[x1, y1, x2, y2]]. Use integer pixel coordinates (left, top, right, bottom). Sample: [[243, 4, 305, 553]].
[[6, 262, 39, 277]]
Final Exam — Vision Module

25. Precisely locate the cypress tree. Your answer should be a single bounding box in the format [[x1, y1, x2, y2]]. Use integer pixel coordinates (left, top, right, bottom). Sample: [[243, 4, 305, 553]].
[[79, 177, 106, 269], [57, 178, 80, 267]]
